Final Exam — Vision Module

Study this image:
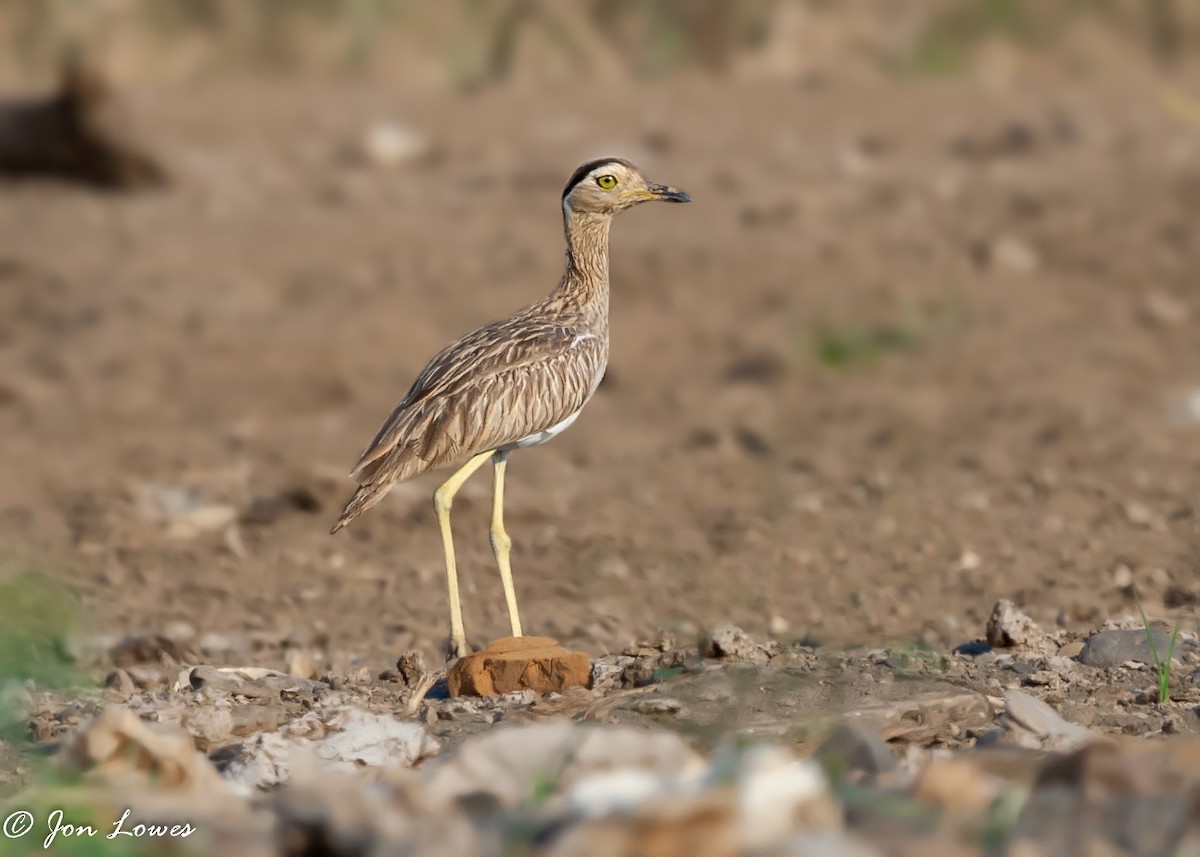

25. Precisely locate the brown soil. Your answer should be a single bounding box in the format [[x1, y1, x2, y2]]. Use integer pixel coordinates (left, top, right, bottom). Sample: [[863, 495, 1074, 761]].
[[0, 75, 1198, 675]]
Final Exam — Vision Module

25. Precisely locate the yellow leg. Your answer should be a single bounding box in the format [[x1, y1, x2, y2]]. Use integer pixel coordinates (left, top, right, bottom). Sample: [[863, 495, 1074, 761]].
[[490, 451, 523, 637], [433, 450, 495, 658]]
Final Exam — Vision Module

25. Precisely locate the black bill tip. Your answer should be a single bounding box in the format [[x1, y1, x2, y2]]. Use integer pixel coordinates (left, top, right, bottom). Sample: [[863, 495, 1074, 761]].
[[648, 182, 692, 203]]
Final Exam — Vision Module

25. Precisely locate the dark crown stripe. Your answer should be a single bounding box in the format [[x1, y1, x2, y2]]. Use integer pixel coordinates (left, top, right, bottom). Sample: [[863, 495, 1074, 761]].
[[562, 157, 635, 199]]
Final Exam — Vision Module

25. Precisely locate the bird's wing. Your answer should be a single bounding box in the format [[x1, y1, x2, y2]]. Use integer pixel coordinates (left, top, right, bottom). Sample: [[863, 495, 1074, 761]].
[[349, 317, 606, 484]]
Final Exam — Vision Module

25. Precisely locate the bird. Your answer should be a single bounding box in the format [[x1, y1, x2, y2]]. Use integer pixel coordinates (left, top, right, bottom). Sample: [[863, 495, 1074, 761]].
[[331, 157, 690, 658]]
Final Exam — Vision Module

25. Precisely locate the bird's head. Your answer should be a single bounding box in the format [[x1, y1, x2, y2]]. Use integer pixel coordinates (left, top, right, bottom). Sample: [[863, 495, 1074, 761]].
[[562, 158, 690, 217]]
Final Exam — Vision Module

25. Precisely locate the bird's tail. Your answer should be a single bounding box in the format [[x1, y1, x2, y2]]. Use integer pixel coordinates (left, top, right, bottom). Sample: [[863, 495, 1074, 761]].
[[329, 481, 390, 534]]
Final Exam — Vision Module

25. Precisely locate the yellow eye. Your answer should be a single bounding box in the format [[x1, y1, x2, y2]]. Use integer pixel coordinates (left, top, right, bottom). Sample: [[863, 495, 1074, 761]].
[[595, 174, 617, 190]]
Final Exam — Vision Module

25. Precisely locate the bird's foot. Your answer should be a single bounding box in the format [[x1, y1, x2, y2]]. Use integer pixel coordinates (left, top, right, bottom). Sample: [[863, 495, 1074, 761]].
[[445, 636, 468, 664]]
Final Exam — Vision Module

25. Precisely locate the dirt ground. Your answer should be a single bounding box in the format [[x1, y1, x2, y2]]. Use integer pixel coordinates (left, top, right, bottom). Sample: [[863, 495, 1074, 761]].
[[1, 73, 1198, 677]]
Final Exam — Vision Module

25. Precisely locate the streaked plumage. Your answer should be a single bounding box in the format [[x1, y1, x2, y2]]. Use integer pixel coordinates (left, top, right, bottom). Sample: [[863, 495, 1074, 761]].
[[334, 315, 608, 527], [331, 157, 689, 656]]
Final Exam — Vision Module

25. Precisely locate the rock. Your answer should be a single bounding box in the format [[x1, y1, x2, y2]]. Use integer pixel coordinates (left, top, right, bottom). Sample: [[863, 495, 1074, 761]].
[[990, 235, 1040, 273], [0, 60, 166, 189], [1138, 291, 1189, 327], [626, 697, 684, 716], [1173, 388, 1200, 425], [314, 709, 439, 770], [224, 707, 439, 791], [273, 774, 477, 857], [60, 705, 225, 792], [814, 723, 897, 781], [1002, 690, 1096, 751], [986, 600, 1049, 651], [187, 665, 326, 701], [422, 722, 703, 808], [1164, 585, 1199, 608], [912, 757, 997, 815], [842, 690, 994, 743], [1017, 741, 1191, 856], [726, 745, 841, 847], [1057, 641, 1084, 659], [351, 121, 430, 168], [554, 744, 838, 856], [548, 792, 739, 857], [700, 625, 779, 664], [287, 651, 318, 680], [568, 768, 675, 818], [764, 833, 883, 857], [104, 668, 135, 697], [396, 650, 428, 687], [446, 636, 590, 697], [135, 482, 238, 538], [1122, 501, 1156, 528], [110, 632, 190, 667], [1077, 629, 1174, 668]]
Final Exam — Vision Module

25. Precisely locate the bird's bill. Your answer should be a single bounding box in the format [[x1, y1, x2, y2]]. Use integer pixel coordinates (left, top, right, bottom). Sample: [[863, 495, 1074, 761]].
[[641, 182, 692, 203]]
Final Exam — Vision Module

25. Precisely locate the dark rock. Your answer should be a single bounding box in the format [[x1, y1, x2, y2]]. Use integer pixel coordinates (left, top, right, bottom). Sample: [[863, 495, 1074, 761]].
[[1077, 629, 1173, 667], [110, 633, 188, 667], [814, 723, 897, 781], [0, 60, 165, 189]]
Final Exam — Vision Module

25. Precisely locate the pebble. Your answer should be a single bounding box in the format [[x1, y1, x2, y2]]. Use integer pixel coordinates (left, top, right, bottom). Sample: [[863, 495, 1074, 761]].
[[991, 235, 1040, 273], [700, 625, 779, 664], [1076, 629, 1174, 668], [1003, 690, 1096, 751], [353, 121, 429, 168], [446, 636, 591, 697], [1057, 641, 1084, 659], [627, 697, 684, 716], [986, 600, 1050, 651], [814, 722, 897, 780], [912, 757, 996, 814], [1122, 501, 1155, 528]]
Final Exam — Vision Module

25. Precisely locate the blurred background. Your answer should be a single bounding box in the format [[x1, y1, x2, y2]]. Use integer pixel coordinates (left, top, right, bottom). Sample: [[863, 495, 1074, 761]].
[[0, 0, 1198, 671]]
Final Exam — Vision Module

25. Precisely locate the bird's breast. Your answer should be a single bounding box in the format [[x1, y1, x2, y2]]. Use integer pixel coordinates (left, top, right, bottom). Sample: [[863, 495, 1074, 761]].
[[504, 408, 583, 450]]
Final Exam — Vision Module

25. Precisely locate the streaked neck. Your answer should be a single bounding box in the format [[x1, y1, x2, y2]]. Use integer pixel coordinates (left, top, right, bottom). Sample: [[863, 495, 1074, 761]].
[[555, 207, 611, 320]]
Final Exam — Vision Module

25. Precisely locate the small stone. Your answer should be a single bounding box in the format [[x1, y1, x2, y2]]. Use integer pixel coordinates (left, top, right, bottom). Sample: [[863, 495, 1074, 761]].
[[957, 549, 982, 571], [287, 651, 317, 680], [700, 625, 779, 664], [1174, 389, 1200, 425], [110, 633, 188, 667], [814, 722, 897, 781], [446, 636, 590, 697], [1112, 564, 1134, 588], [730, 745, 841, 847], [912, 757, 996, 814], [626, 697, 683, 716], [597, 556, 631, 580], [1123, 501, 1155, 528], [104, 669, 135, 697], [1165, 585, 1200, 608], [1057, 641, 1084, 659], [768, 614, 790, 636], [1138, 291, 1189, 327], [1077, 629, 1174, 668], [986, 600, 1048, 651], [842, 690, 993, 742], [991, 235, 1039, 273], [1003, 690, 1096, 750], [353, 121, 429, 168], [395, 650, 428, 687]]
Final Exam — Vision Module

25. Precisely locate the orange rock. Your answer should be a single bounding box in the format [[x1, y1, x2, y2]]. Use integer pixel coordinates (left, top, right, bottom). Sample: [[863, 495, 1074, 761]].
[[446, 636, 591, 697]]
